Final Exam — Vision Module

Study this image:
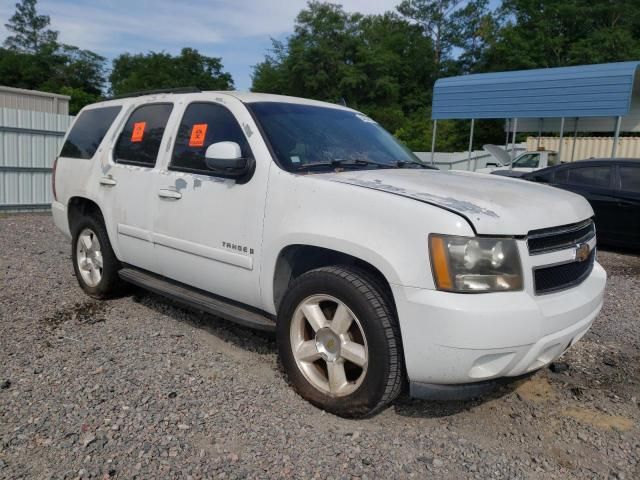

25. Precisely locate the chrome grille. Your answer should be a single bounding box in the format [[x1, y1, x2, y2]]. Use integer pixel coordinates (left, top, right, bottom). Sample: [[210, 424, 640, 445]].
[[527, 220, 595, 255]]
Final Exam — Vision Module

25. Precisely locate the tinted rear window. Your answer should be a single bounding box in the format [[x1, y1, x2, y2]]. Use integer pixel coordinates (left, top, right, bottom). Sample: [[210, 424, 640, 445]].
[[114, 103, 173, 167], [620, 166, 640, 192], [60, 106, 122, 159]]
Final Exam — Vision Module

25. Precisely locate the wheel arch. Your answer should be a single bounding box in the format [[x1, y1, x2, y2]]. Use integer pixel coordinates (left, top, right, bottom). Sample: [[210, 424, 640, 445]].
[[67, 196, 104, 234], [271, 244, 397, 315]]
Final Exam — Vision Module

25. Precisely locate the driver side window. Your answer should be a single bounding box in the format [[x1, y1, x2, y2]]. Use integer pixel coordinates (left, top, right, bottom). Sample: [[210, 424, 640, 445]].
[[169, 102, 251, 175], [514, 153, 539, 168]]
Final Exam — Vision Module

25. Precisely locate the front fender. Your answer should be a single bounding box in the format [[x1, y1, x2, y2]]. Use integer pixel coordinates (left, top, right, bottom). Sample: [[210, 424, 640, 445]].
[[259, 169, 473, 314]]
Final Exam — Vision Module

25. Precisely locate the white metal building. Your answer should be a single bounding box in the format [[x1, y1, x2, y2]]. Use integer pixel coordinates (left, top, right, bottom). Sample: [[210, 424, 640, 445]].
[[0, 86, 72, 212]]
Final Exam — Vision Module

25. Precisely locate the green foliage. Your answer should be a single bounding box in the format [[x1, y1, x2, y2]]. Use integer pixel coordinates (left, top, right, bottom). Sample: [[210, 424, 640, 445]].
[[253, 0, 640, 152], [396, 0, 463, 72], [1, 0, 105, 113], [0, 44, 106, 114], [252, 2, 436, 141], [484, 0, 640, 71], [3, 0, 57, 52], [4, 0, 640, 148], [109, 48, 234, 96]]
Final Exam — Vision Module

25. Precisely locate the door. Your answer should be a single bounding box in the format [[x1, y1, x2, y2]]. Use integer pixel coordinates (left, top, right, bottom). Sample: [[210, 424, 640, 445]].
[[554, 164, 617, 242], [151, 100, 269, 308], [105, 102, 174, 273], [616, 164, 640, 247]]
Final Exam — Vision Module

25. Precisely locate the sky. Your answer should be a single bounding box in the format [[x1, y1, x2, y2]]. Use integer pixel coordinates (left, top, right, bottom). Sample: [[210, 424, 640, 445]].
[[0, 0, 405, 91]]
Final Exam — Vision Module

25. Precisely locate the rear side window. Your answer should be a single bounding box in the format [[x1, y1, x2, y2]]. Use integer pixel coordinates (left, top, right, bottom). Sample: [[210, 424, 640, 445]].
[[620, 166, 640, 192], [566, 166, 612, 188], [114, 103, 173, 167], [170, 102, 250, 174], [60, 106, 121, 159]]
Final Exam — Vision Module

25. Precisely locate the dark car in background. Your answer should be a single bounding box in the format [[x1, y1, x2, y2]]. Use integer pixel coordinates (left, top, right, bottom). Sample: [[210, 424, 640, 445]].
[[523, 159, 640, 249]]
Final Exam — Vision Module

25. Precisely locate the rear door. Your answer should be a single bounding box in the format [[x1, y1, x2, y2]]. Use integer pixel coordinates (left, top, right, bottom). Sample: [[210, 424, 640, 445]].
[[554, 164, 617, 242], [616, 164, 640, 246], [104, 102, 175, 273]]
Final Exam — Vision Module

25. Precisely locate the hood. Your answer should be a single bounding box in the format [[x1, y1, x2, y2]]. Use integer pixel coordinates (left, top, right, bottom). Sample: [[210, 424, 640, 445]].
[[318, 169, 593, 235], [483, 144, 512, 166]]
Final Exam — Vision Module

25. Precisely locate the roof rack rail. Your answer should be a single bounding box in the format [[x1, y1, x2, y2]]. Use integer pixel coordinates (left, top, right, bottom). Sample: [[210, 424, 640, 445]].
[[108, 86, 201, 100]]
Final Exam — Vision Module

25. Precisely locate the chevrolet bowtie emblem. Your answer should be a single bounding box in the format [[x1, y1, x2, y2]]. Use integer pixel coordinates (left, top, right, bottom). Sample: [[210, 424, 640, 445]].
[[575, 243, 591, 262]]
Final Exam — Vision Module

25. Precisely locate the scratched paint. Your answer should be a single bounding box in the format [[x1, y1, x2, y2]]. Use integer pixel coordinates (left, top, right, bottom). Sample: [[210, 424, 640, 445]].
[[174, 178, 188, 192], [336, 177, 500, 218]]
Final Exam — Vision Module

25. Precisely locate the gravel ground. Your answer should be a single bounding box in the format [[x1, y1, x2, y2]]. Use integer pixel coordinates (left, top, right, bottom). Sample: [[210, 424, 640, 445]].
[[1, 213, 639, 480]]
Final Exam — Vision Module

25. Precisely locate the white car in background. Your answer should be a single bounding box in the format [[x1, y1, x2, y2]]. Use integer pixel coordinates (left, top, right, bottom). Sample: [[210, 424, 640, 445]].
[[51, 90, 605, 417], [477, 144, 561, 177]]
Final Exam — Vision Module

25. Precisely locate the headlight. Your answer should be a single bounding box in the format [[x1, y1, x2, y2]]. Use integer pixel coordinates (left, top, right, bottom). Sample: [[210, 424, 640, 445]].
[[429, 234, 523, 292]]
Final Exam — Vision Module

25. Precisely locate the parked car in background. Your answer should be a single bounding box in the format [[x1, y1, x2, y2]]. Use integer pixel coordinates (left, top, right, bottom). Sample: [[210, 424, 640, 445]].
[[524, 159, 640, 249], [477, 145, 560, 176]]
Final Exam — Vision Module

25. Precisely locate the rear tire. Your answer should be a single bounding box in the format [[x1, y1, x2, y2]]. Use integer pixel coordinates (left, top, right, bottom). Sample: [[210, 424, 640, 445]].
[[277, 265, 404, 418], [71, 213, 126, 299]]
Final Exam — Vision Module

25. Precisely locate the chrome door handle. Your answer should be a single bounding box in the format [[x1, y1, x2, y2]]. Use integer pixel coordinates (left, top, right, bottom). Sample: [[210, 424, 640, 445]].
[[158, 189, 182, 200], [99, 176, 117, 186]]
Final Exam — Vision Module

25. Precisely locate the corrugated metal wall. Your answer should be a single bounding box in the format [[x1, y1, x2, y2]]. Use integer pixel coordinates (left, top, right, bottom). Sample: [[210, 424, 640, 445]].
[[0, 107, 73, 211], [0, 86, 70, 115], [526, 136, 640, 161]]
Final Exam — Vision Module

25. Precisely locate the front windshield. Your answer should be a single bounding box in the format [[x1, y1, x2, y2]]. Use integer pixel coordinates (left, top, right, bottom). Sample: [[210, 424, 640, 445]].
[[247, 102, 429, 172]]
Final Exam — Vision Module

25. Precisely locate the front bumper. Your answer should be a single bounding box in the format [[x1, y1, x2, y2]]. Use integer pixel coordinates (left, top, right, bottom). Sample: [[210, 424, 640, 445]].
[[392, 261, 606, 393]]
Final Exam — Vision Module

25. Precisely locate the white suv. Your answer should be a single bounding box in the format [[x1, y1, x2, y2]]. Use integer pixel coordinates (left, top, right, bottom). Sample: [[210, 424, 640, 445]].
[[51, 90, 606, 417]]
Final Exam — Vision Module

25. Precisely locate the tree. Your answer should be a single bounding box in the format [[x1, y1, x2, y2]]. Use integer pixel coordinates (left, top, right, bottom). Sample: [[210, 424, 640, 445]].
[[3, 0, 57, 53], [482, 0, 640, 72], [396, 0, 465, 74], [1, 0, 106, 113], [448, 0, 497, 74], [252, 2, 436, 135], [110, 48, 233, 96]]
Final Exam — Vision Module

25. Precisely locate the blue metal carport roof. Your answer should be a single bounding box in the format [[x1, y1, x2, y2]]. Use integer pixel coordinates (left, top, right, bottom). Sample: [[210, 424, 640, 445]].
[[431, 61, 640, 120]]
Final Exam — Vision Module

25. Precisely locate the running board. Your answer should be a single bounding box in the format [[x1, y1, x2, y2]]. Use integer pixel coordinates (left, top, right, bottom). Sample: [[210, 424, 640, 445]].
[[118, 268, 276, 332]]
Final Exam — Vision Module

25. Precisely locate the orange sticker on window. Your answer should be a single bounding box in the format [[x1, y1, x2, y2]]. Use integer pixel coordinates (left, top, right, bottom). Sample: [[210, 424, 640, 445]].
[[131, 122, 146, 142], [189, 124, 208, 147]]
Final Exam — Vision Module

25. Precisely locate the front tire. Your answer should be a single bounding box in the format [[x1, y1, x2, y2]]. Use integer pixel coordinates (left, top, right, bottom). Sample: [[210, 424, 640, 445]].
[[277, 266, 404, 417], [71, 214, 125, 299]]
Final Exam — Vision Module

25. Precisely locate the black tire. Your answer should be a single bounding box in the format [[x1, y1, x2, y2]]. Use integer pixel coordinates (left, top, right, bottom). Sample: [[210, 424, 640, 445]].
[[277, 265, 404, 418], [71, 212, 126, 299]]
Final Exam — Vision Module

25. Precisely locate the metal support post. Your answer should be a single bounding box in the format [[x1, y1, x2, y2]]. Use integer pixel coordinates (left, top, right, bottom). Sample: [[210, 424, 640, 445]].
[[430, 120, 437, 166], [467, 118, 475, 171], [558, 117, 565, 162], [611, 116, 622, 159]]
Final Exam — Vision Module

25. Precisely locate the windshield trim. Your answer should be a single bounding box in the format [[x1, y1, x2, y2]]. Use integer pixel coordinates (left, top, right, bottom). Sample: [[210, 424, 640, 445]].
[[243, 101, 429, 174]]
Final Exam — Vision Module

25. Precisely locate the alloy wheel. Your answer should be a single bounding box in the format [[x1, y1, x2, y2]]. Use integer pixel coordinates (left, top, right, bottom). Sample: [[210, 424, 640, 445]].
[[290, 294, 368, 397]]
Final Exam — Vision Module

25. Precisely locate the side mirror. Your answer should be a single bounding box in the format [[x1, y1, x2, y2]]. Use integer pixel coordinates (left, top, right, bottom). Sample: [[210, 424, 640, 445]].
[[204, 141, 251, 177]]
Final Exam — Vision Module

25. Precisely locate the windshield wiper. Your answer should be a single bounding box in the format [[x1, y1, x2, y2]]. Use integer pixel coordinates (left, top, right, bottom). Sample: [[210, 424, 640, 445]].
[[291, 158, 400, 172], [395, 160, 436, 169], [291, 158, 436, 172]]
